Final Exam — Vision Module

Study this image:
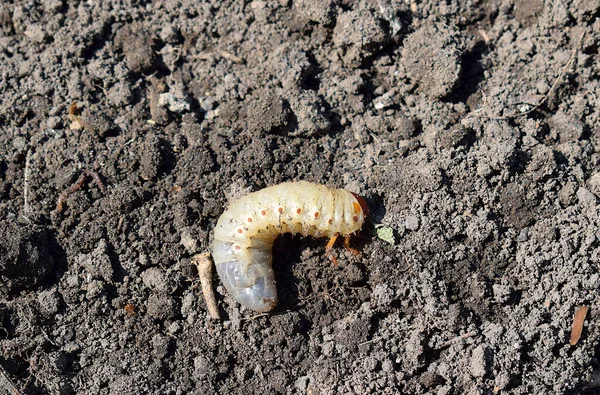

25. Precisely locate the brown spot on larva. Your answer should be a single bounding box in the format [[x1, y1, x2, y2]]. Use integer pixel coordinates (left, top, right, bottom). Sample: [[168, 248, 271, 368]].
[[237, 229, 243, 234], [248, 217, 253, 223], [278, 207, 284, 213], [328, 218, 333, 224], [235, 245, 241, 250], [261, 210, 267, 215], [353, 215, 359, 222], [314, 212, 319, 218], [296, 208, 302, 214]]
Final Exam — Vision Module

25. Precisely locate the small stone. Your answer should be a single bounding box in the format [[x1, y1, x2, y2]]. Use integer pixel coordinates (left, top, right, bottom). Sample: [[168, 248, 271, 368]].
[[374, 92, 394, 110], [200, 96, 217, 111], [158, 93, 190, 113], [375, 226, 395, 245]]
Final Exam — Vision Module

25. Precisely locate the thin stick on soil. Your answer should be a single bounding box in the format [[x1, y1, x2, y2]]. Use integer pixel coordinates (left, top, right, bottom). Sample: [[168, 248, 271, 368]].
[[468, 29, 586, 120], [192, 252, 221, 320], [55, 169, 106, 213], [438, 331, 478, 349], [22, 149, 32, 223], [358, 336, 384, 346], [219, 50, 244, 64], [519, 30, 586, 116], [545, 31, 586, 102], [240, 313, 269, 321], [0, 365, 21, 395]]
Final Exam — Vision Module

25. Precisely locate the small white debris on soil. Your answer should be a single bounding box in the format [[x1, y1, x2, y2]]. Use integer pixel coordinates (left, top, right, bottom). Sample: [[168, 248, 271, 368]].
[[158, 93, 190, 113]]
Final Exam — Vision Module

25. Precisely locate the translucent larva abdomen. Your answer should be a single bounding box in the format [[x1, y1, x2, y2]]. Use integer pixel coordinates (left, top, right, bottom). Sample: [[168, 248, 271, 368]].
[[211, 181, 367, 312]]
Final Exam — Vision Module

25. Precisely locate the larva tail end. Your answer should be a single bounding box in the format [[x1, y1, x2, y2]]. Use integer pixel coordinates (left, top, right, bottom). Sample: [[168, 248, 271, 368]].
[[351, 192, 369, 218], [215, 259, 278, 312]]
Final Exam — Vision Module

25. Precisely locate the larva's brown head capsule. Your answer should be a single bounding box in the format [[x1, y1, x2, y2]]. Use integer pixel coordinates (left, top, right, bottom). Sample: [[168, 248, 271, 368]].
[[351, 192, 369, 218]]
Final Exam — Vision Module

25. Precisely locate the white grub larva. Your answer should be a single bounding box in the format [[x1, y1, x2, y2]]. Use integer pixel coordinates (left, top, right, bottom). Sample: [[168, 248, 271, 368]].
[[212, 181, 368, 312]]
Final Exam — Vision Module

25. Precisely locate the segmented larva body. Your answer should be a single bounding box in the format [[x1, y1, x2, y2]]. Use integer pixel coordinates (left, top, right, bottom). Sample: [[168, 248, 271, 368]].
[[212, 181, 367, 312]]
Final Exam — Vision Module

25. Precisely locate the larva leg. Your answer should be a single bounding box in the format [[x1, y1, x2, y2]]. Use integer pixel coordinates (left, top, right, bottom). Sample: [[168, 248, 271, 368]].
[[343, 236, 360, 256], [325, 234, 339, 265]]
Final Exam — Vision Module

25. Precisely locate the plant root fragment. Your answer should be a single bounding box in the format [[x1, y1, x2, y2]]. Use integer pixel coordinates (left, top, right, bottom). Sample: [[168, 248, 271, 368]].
[[192, 252, 221, 320], [55, 169, 106, 213], [570, 305, 589, 345]]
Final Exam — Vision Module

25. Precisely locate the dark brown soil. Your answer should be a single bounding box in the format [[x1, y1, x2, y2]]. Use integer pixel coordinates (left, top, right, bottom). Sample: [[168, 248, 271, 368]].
[[1, 0, 600, 394]]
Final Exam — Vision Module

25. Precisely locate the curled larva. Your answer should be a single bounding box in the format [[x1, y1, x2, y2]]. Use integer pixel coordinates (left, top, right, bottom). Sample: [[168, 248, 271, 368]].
[[212, 181, 368, 312]]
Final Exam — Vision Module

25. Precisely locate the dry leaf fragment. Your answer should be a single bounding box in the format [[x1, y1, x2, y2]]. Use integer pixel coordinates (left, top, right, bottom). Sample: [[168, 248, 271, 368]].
[[570, 305, 589, 345], [124, 304, 136, 317], [69, 101, 83, 130]]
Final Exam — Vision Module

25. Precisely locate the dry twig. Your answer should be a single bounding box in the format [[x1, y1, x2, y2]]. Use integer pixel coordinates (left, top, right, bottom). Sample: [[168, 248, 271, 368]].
[[192, 252, 221, 320], [438, 331, 478, 349], [22, 149, 33, 223], [519, 30, 586, 117], [240, 313, 269, 321], [467, 30, 586, 120], [0, 365, 21, 395]]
